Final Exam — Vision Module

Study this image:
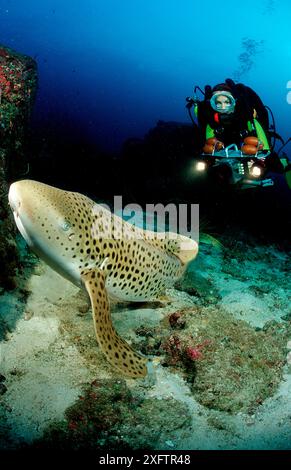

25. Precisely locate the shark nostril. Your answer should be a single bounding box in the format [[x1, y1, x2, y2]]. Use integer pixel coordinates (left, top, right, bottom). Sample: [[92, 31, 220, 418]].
[[68, 233, 75, 241]]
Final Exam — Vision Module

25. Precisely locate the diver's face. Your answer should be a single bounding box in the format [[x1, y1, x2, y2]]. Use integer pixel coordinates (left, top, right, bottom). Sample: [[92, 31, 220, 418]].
[[215, 95, 232, 111], [210, 91, 236, 114]]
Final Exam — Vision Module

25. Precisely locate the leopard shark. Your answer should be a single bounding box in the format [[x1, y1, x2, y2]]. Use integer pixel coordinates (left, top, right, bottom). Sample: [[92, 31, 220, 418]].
[[8, 180, 198, 378]]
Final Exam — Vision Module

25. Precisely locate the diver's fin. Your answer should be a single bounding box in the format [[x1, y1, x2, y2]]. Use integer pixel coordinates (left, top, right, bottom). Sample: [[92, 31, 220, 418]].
[[277, 157, 291, 190], [81, 268, 148, 378], [285, 167, 291, 190]]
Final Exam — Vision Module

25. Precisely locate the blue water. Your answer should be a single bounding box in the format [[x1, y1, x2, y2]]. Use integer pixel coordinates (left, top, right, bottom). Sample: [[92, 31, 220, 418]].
[[0, 0, 290, 153]]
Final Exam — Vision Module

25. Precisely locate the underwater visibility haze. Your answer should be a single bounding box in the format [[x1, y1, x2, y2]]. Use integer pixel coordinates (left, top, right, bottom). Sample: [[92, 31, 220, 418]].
[[0, 0, 291, 456], [0, 0, 291, 152]]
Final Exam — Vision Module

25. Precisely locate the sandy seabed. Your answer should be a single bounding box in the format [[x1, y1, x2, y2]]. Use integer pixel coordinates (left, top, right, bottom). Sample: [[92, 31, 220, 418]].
[[0, 235, 291, 452]]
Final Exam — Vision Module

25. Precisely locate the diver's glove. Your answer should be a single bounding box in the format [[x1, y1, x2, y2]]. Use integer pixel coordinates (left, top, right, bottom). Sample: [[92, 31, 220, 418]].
[[203, 138, 224, 154], [241, 136, 263, 155]]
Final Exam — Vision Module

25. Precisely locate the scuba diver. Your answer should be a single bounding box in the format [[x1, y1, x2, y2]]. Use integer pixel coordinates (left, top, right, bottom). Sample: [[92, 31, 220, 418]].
[[193, 78, 270, 152], [186, 78, 291, 185]]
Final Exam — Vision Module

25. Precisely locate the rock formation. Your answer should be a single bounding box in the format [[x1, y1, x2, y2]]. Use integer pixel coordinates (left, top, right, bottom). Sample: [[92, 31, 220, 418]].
[[0, 44, 37, 288]]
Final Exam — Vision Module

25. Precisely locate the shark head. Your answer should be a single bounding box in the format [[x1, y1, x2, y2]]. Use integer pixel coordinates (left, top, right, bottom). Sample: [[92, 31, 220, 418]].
[[8, 179, 95, 285]]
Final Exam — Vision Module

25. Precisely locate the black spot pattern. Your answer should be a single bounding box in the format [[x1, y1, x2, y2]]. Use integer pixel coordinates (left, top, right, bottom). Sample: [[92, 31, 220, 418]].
[[83, 269, 147, 377]]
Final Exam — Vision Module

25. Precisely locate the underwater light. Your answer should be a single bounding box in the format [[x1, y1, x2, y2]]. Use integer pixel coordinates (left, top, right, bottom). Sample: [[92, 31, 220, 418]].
[[196, 161, 207, 172], [250, 165, 262, 177]]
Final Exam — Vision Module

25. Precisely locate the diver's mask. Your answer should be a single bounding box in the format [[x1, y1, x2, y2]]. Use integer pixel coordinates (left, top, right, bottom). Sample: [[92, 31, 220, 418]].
[[210, 91, 236, 114]]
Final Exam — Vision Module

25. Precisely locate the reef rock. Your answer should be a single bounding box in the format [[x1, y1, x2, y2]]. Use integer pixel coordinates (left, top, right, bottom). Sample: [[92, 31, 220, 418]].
[[0, 44, 37, 288]]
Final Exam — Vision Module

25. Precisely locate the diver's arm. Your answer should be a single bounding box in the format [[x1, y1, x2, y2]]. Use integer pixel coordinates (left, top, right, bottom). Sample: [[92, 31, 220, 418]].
[[195, 102, 216, 145], [252, 118, 270, 150]]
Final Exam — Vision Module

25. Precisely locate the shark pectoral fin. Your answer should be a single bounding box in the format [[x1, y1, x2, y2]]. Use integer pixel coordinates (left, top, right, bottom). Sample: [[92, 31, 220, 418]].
[[81, 269, 148, 378]]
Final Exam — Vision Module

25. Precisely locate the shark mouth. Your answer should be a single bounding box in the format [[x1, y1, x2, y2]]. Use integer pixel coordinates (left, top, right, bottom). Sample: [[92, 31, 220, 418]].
[[12, 210, 33, 247], [8, 185, 33, 247], [8, 183, 20, 211]]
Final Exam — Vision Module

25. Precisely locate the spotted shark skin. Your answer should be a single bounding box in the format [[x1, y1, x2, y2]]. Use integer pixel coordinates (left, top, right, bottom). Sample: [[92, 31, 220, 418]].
[[8, 180, 198, 378]]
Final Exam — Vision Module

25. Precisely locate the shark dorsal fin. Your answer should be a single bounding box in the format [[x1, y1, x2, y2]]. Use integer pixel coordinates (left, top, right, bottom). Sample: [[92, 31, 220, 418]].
[[140, 229, 198, 265], [164, 234, 198, 265]]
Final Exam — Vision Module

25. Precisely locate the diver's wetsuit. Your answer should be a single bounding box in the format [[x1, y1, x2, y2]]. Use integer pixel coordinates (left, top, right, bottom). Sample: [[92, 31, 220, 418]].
[[195, 103, 270, 150]]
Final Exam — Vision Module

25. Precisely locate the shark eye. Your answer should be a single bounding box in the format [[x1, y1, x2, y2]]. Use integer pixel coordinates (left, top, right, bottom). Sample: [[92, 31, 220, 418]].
[[62, 220, 71, 231]]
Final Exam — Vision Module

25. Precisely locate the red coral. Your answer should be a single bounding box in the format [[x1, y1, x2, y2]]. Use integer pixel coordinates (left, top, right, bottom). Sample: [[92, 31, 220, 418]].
[[184, 339, 212, 362], [68, 421, 78, 430], [185, 346, 203, 361], [0, 68, 12, 95], [0, 48, 9, 58], [162, 335, 182, 365], [0, 58, 26, 102]]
